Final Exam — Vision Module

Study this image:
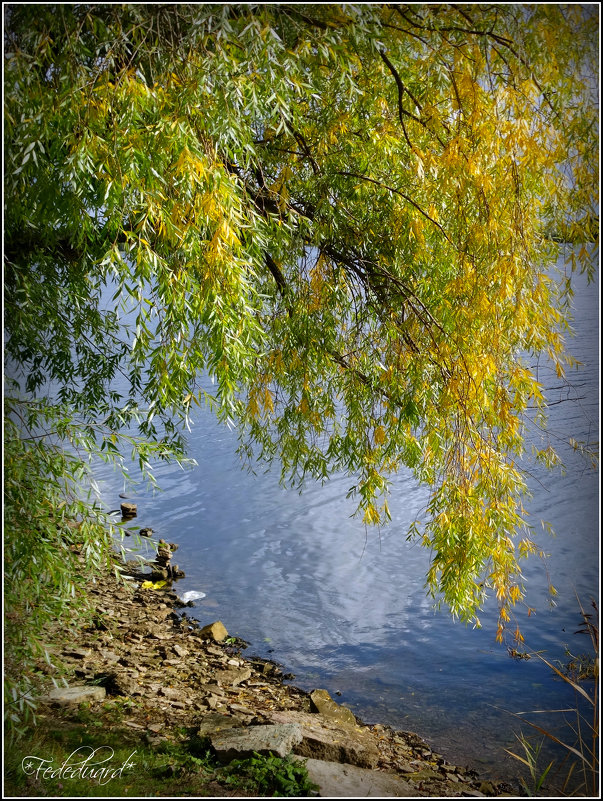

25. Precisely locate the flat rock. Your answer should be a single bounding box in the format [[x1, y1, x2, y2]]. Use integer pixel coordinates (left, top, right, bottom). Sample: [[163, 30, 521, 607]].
[[310, 689, 356, 726], [299, 757, 425, 797], [159, 686, 186, 701], [41, 685, 106, 706], [211, 723, 303, 763], [228, 703, 255, 717], [198, 712, 244, 737], [147, 722, 164, 733], [98, 649, 121, 663], [63, 648, 93, 660], [265, 709, 379, 768], [214, 667, 251, 687]]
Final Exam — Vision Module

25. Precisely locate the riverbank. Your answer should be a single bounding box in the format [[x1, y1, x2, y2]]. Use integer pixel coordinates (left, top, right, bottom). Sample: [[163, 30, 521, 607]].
[[5, 549, 523, 798]]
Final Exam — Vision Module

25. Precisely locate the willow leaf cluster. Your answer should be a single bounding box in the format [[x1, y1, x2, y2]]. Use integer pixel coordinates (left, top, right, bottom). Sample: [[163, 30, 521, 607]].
[[4, 4, 598, 681]]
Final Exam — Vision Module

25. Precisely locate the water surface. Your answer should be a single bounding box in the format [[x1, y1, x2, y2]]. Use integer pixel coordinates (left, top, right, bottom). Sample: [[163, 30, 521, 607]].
[[95, 260, 598, 783]]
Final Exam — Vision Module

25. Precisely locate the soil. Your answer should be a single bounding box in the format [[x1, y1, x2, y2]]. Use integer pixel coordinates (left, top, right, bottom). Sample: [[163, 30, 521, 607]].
[[23, 551, 524, 798]]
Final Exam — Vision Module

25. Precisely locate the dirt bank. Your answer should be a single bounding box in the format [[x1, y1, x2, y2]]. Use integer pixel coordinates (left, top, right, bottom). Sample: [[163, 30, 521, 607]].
[[14, 550, 522, 798]]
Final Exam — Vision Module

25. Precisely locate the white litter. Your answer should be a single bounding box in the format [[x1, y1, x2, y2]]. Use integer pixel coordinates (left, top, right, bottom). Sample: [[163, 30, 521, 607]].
[[179, 590, 206, 602]]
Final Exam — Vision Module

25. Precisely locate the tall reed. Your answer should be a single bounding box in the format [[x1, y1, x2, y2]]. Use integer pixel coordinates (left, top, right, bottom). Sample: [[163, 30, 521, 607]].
[[505, 598, 598, 796]]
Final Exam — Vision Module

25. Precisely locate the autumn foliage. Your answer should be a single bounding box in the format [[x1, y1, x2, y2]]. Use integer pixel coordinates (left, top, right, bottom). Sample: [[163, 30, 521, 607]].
[[4, 3, 598, 670]]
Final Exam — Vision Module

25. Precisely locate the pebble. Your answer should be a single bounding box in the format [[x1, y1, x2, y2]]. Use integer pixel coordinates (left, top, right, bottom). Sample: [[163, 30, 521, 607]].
[[37, 557, 508, 798]]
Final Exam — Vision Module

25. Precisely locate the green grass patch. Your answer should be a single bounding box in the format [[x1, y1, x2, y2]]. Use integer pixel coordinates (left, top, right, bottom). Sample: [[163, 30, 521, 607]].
[[4, 714, 318, 797]]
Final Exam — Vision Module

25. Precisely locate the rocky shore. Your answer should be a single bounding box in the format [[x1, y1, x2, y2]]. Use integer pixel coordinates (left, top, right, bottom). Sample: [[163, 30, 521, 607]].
[[31, 544, 522, 798]]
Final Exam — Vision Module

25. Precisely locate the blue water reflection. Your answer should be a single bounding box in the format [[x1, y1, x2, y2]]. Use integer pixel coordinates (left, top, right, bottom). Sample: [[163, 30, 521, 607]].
[[94, 261, 598, 780]]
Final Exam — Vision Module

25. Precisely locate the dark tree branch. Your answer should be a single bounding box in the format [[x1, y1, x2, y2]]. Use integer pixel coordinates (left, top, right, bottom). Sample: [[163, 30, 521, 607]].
[[379, 49, 448, 148], [265, 253, 288, 296], [336, 170, 452, 244], [379, 50, 417, 152]]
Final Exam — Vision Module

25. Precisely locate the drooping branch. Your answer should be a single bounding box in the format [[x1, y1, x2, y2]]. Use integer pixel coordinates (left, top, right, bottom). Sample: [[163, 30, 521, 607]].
[[336, 170, 453, 244], [379, 49, 448, 148], [265, 253, 288, 296]]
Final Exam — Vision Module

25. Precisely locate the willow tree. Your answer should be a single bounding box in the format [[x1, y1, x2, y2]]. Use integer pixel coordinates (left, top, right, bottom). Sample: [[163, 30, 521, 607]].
[[4, 2, 598, 696]]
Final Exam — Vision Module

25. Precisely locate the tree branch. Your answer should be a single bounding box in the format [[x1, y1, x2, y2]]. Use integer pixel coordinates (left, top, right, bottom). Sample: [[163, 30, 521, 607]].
[[336, 170, 452, 244]]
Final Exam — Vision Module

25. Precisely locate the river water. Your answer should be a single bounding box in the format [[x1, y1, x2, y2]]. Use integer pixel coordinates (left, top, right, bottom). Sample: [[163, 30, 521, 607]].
[[93, 258, 598, 784]]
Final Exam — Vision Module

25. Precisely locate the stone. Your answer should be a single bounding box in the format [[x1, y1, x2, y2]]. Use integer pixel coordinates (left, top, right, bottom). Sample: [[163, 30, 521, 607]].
[[144, 626, 171, 640], [310, 689, 356, 726], [228, 703, 255, 717], [105, 673, 140, 696], [41, 685, 106, 706], [198, 683, 225, 696], [170, 565, 186, 578], [405, 768, 444, 782], [265, 710, 379, 769], [200, 621, 228, 642], [159, 686, 185, 701], [214, 667, 251, 687], [173, 644, 189, 658], [206, 645, 227, 657], [64, 648, 92, 660], [198, 712, 243, 737], [210, 723, 303, 763], [120, 502, 137, 518], [299, 757, 422, 797], [98, 649, 121, 663], [150, 568, 170, 581]]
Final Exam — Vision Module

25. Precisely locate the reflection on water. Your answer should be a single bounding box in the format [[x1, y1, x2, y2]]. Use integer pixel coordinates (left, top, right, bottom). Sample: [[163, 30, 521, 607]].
[[96, 263, 598, 782]]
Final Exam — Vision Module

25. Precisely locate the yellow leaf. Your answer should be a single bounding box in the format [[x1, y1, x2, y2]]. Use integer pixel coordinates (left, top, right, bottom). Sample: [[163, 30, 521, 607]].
[[363, 504, 380, 525], [263, 387, 274, 414], [374, 425, 386, 446], [140, 580, 167, 590]]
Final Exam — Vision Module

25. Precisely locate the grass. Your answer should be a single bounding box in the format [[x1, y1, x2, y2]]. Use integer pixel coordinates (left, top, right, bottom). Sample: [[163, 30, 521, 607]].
[[505, 597, 599, 797], [4, 710, 318, 797]]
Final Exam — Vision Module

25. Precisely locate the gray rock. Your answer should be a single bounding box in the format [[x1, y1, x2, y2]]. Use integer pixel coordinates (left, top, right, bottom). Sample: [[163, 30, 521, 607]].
[[299, 757, 423, 797], [266, 710, 379, 768], [405, 768, 444, 782], [41, 685, 106, 706], [198, 712, 244, 737], [120, 502, 137, 517], [98, 649, 121, 663], [159, 686, 186, 701], [310, 689, 356, 726], [64, 648, 93, 660], [211, 723, 303, 763], [106, 673, 140, 696], [214, 667, 251, 687], [228, 703, 255, 717]]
